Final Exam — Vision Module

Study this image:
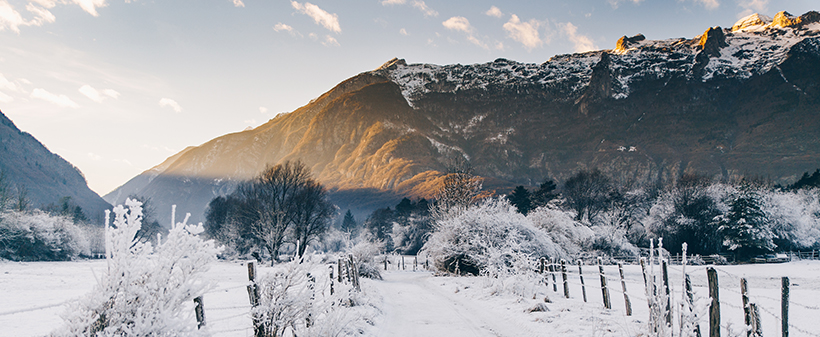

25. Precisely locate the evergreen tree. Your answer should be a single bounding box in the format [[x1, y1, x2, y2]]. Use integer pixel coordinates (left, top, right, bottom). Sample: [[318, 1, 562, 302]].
[[719, 189, 775, 260], [531, 179, 558, 208], [341, 209, 357, 235], [508, 185, 532, 215]]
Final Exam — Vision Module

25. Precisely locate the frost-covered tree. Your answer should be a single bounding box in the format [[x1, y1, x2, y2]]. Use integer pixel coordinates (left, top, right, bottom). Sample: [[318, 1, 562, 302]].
[[0, 209, 92, 261], [53, 199, 220, 336], [718, 188, 775, 259], [341, 209, 357, 235], [430, 168, 483, 221], [761, 188, 820, 250]]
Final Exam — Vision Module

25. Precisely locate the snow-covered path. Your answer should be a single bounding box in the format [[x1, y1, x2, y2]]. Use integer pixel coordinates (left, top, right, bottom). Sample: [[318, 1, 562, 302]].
[[370, 271, 543, 337]]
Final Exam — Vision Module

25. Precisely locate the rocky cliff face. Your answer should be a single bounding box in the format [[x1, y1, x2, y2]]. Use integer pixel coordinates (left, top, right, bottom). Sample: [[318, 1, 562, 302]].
[[106, 11, 820, 224], [0, 111, 111, 223]]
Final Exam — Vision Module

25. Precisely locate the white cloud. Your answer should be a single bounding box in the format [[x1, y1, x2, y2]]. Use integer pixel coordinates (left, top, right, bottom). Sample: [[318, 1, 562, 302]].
[[274, 22, 293, 32], [1, 0, 106, 33], [290, 1, 341, 33], [560, 22, 597, 53], [31, 88, 80, 108], [442, 16, 472, 33], [411, 0, 437, 17], [443, 16, 488, 49], [102, 88, 119, 98], [79, 84, 119, 103], [0, 73, 19, 92], [494, 41, 504, 50], [231, 0, 244, 7], [259, 106, 268, 114], [159, 98, 182, 113], [399, 28, 408, 36], [72, 0, 107, 17], [485, 6, 503, 18], [503, 14, 544, 50], [1, 1, 28, 33], [697, 0, 719, 10], [607, 0, 643, 9], [87, 152, 102, 161], [737, 0, 766, 15], [0, 91, 12, 103], [380, 0, 405, 4], [322, 35, 339, 47]]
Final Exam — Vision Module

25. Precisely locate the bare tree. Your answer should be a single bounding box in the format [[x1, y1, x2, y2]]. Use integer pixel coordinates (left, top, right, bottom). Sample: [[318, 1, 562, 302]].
[[289, 180, 335, 257], [431, 163, 484, 221], [562, 168, 615, 222]]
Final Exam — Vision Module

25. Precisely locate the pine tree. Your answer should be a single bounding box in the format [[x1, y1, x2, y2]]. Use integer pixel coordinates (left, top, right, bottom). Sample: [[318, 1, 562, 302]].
[[531, 179, 558, 208], [508, 185, 532, 215], [719, 189, 775, 260], [341, 209, 357, 235]]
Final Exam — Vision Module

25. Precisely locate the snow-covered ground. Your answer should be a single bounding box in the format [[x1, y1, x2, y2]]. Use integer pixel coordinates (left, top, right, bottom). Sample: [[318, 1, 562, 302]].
[[2, 259, 820, 336]]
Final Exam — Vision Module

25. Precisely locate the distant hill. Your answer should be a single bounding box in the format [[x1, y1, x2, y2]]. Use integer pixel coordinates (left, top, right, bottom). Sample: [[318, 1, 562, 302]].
[[0, 111, 111, 223], [107, 11, 820, 225]]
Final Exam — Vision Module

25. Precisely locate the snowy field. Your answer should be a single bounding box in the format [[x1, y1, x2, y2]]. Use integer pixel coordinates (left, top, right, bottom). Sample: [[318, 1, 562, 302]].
[[2, 259, 820, 336]]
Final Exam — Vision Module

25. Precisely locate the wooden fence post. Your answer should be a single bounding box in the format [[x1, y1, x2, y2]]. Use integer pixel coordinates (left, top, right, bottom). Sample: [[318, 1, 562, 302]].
[[782, 277, 789, 337], [662, 260, 671, 325], [551, 258, 558, 292], [561, 260, 569, 298], [619, 263, 632, 316], [598, 257, 611, 309], [741, 278, 751, 337], [750, 303, 762, 337], [350, 254, 361, 292], [329, 265, 335, 295], [384, 256, 388, 271], [414, 256, 417, 271], [686, 274, 702, 337], [707, 267, 720, 337], [247, 262, 264, 337], [578, 260, 587, 303], [539, 257, 545, 274], [338, 259, 343, 283], [194, 296, 205, 329]]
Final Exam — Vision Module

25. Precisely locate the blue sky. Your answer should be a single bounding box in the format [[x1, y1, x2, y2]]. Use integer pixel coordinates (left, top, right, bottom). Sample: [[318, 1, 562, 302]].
[[0, 0, 815, 195]]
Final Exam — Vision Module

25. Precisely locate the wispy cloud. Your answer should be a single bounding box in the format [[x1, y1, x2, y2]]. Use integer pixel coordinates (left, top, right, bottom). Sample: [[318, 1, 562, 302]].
[[442, 16, 487, 49], [503, 14, 545, 50], [607, 0, 643, 9], [290, 1, 341, 33], [1, 0, 107, 33], [231, 0, 244, 7], [560, 22, 597, 53], [79, 84, 119, 103], [159, 98, 182, 113], [485, 6, 503, 18], [381, 0, 437, 17], [0, 73, 20, 92], [412, 1, 437, 17], [399, 28, 408, 36], [259, 106, 268, 114], [322, 35, 339, 47], [737, 0, 766, 17], [0, 91, 12, 103], [31, 88, 80, 108], [696, 0, 720, 10]]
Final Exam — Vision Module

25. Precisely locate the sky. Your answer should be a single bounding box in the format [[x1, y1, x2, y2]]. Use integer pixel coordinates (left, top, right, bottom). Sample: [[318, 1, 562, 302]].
[[0, 0, 816, 196]]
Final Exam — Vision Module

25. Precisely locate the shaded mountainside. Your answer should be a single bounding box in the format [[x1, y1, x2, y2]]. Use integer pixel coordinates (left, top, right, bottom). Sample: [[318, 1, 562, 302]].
[[0, 111, 111, 223], [107, 11, 820, 224]]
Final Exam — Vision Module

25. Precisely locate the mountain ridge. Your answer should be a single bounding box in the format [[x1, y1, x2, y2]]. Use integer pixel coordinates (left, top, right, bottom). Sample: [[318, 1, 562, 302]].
[[106, 11, 820, 224]]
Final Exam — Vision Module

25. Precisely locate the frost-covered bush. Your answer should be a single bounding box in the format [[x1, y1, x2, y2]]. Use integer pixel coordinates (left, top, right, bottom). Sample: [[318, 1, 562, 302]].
[[347, 240, 382, 280], [588, 225, 640, 257], [0, 210, 92, 261], [527, 206, 592, 256], [253, 256, 375, 337], [761, 188, 820, 250], [421, 198, 564, 276], [53, 200, 220, 337]]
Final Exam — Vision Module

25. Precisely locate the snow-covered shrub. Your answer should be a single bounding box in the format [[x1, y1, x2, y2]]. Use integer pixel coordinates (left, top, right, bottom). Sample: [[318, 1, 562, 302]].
[[421, 198, 564, 276], [0, 210, 91, 261], [588, 225, 640, 257], [348, 240, 382, 280], [53, 200, 220, 336], [761, 188, 820, 250], [253, 256, 375, 337], [527, 206, 592, 256]]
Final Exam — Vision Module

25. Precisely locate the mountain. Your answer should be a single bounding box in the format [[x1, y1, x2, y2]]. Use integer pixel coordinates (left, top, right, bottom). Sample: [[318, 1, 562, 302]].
[[106, 11, 820, 224], [0, 111, 111, 223]]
